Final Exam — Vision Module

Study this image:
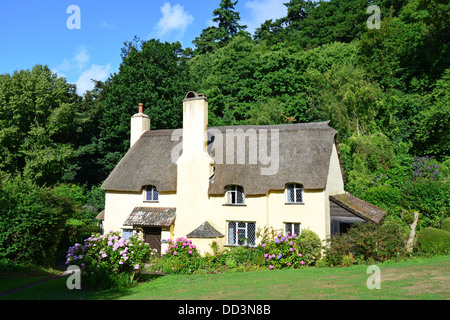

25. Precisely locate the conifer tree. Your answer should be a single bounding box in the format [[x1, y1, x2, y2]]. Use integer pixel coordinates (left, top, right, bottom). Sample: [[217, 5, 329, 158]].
[[193, 0, 247, 54]]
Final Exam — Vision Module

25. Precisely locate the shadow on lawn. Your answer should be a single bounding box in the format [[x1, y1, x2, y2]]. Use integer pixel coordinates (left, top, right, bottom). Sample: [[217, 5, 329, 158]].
[[1, 273, 165, 300]]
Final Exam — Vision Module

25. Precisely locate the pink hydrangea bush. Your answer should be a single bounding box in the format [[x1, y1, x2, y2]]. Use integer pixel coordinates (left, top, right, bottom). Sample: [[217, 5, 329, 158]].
[[156, 237, 203, 274], [66, 231, 157, 288], [262, 232, 305, 270], [165, 237, 199, 258]]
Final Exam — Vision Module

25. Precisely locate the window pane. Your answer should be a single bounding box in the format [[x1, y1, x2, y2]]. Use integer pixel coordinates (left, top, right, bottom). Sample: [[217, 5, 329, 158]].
[[236, 189, 244, 204], [295, 187, 302, 202], [146, 186, 158, 201], [288, 186, 295, 202], [247, 223, 256, 246], [122, 229, 133, 241], [228, 222, 236, 245], [238, 222, 246, 244], [285, 223, 292, 235], [238, 229, 246, 245], [294, 223, 300, 236]]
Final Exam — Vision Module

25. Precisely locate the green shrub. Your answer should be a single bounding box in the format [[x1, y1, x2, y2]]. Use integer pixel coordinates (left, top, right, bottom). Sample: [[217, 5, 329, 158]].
[[0, 175, 75, 266], [416, 228, 450, 256], [441, 218, 450, 232], [402, 178, 450, 228], [222, 246, 265, 269], [295, 229, 322, 266], [324, 220, 408, 266]]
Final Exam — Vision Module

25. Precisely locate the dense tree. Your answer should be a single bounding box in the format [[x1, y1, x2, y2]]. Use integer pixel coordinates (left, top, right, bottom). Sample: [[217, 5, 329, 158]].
[[0, 65, 82, 185], [73, 80, 111, 187], [413, 69, 450, 159], [212, 0, 247, 41], [193, 0, 247, 54]]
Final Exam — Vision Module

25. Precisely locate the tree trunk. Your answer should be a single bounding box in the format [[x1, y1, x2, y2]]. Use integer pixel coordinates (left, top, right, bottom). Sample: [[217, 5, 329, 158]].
[[406, 211, 419, 253]]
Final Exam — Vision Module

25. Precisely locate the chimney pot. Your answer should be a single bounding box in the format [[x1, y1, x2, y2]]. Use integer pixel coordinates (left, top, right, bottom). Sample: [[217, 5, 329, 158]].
[[138, 103, 144, 114]]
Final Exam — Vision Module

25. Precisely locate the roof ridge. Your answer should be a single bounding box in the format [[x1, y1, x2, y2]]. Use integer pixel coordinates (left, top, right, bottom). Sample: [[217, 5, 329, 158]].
[[141, 121, 334, 136]]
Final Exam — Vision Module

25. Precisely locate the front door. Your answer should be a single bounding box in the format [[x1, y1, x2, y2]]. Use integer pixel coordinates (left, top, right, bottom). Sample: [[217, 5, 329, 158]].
[[143, 227, 161, 255]]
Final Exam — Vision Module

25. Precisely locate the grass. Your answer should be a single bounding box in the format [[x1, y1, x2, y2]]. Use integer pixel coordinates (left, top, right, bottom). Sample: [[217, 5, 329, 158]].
[[1, 255, 449, 300]]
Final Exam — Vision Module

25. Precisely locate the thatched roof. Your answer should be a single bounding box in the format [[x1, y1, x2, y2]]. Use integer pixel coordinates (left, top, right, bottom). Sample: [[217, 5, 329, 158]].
[[102, 129, 179, 192], [186, 221, 224, 238], [102, 122, 341, 195], [208, 122, 338, 195], [329, 194, 386, 224], [123, 207, 176, 227]]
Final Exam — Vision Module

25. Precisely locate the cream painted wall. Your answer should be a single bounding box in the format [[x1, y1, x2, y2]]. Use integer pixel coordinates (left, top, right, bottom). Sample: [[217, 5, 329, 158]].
[[326, 143, 345, 196], [321, 143, 346, 242], [267, 189, 328, 242], [103, 190, 177, 237], [171, 188, 330, 255]]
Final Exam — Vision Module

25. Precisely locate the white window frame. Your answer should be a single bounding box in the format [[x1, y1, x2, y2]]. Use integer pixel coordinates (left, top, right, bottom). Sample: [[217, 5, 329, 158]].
[[225, 185, 245, 205], [284, 223, 301, 237], [286, 183, 304, 204], [145, 185, 159, 202], [227, 221, 256, 247]]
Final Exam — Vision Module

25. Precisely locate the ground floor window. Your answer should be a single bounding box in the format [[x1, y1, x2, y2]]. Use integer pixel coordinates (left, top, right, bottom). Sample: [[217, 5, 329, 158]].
[[284, 223, 301, 237], [227, 221, 256, 246], [122, 228, 133, 241]]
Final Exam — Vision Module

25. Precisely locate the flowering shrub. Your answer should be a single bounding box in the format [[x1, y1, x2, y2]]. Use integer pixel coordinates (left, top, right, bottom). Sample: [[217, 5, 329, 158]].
[[165, 237, 199, 257], [152, 237, 204, 274], [262, 232, 305, 269], [66, 231, 157, 289]]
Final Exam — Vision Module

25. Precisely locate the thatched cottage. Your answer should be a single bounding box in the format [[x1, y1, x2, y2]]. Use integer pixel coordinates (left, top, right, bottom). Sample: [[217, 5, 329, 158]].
[[100, 92, 386, 255]]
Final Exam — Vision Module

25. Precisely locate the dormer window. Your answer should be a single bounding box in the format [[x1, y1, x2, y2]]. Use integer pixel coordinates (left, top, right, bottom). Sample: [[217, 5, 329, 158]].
[[286, 183, 303, 204], [225, 185, 245, 205], [145, 185, 159, 202]]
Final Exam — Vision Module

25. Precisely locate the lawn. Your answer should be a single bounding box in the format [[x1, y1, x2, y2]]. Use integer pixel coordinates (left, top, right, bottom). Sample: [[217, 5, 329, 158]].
[[1, 255, 449, 300]]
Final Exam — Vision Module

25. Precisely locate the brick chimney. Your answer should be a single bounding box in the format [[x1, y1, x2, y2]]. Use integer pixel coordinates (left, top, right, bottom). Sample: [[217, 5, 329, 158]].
[[130, 103, 150, 147]]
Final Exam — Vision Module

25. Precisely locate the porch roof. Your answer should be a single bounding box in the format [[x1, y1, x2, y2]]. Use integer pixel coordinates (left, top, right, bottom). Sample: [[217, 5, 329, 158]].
[[123, 207, 176, 227], [329, 193, 386, 224], [186, 221, 224, 238]]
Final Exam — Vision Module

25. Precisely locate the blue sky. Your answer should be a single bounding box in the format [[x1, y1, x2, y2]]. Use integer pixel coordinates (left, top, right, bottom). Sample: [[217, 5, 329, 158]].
[[0, 0, 288, 95]]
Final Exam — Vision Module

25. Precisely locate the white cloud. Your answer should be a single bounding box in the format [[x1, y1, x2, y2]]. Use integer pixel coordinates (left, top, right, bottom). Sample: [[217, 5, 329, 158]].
[[55, 46, 90, 74], [75, 64, 112, 95], [243, 0, 287, 34], [74, 47, 90, 69], [155, 2, 194, 38], [101, 21, 115, 29], [52, 46, 113, 95]]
